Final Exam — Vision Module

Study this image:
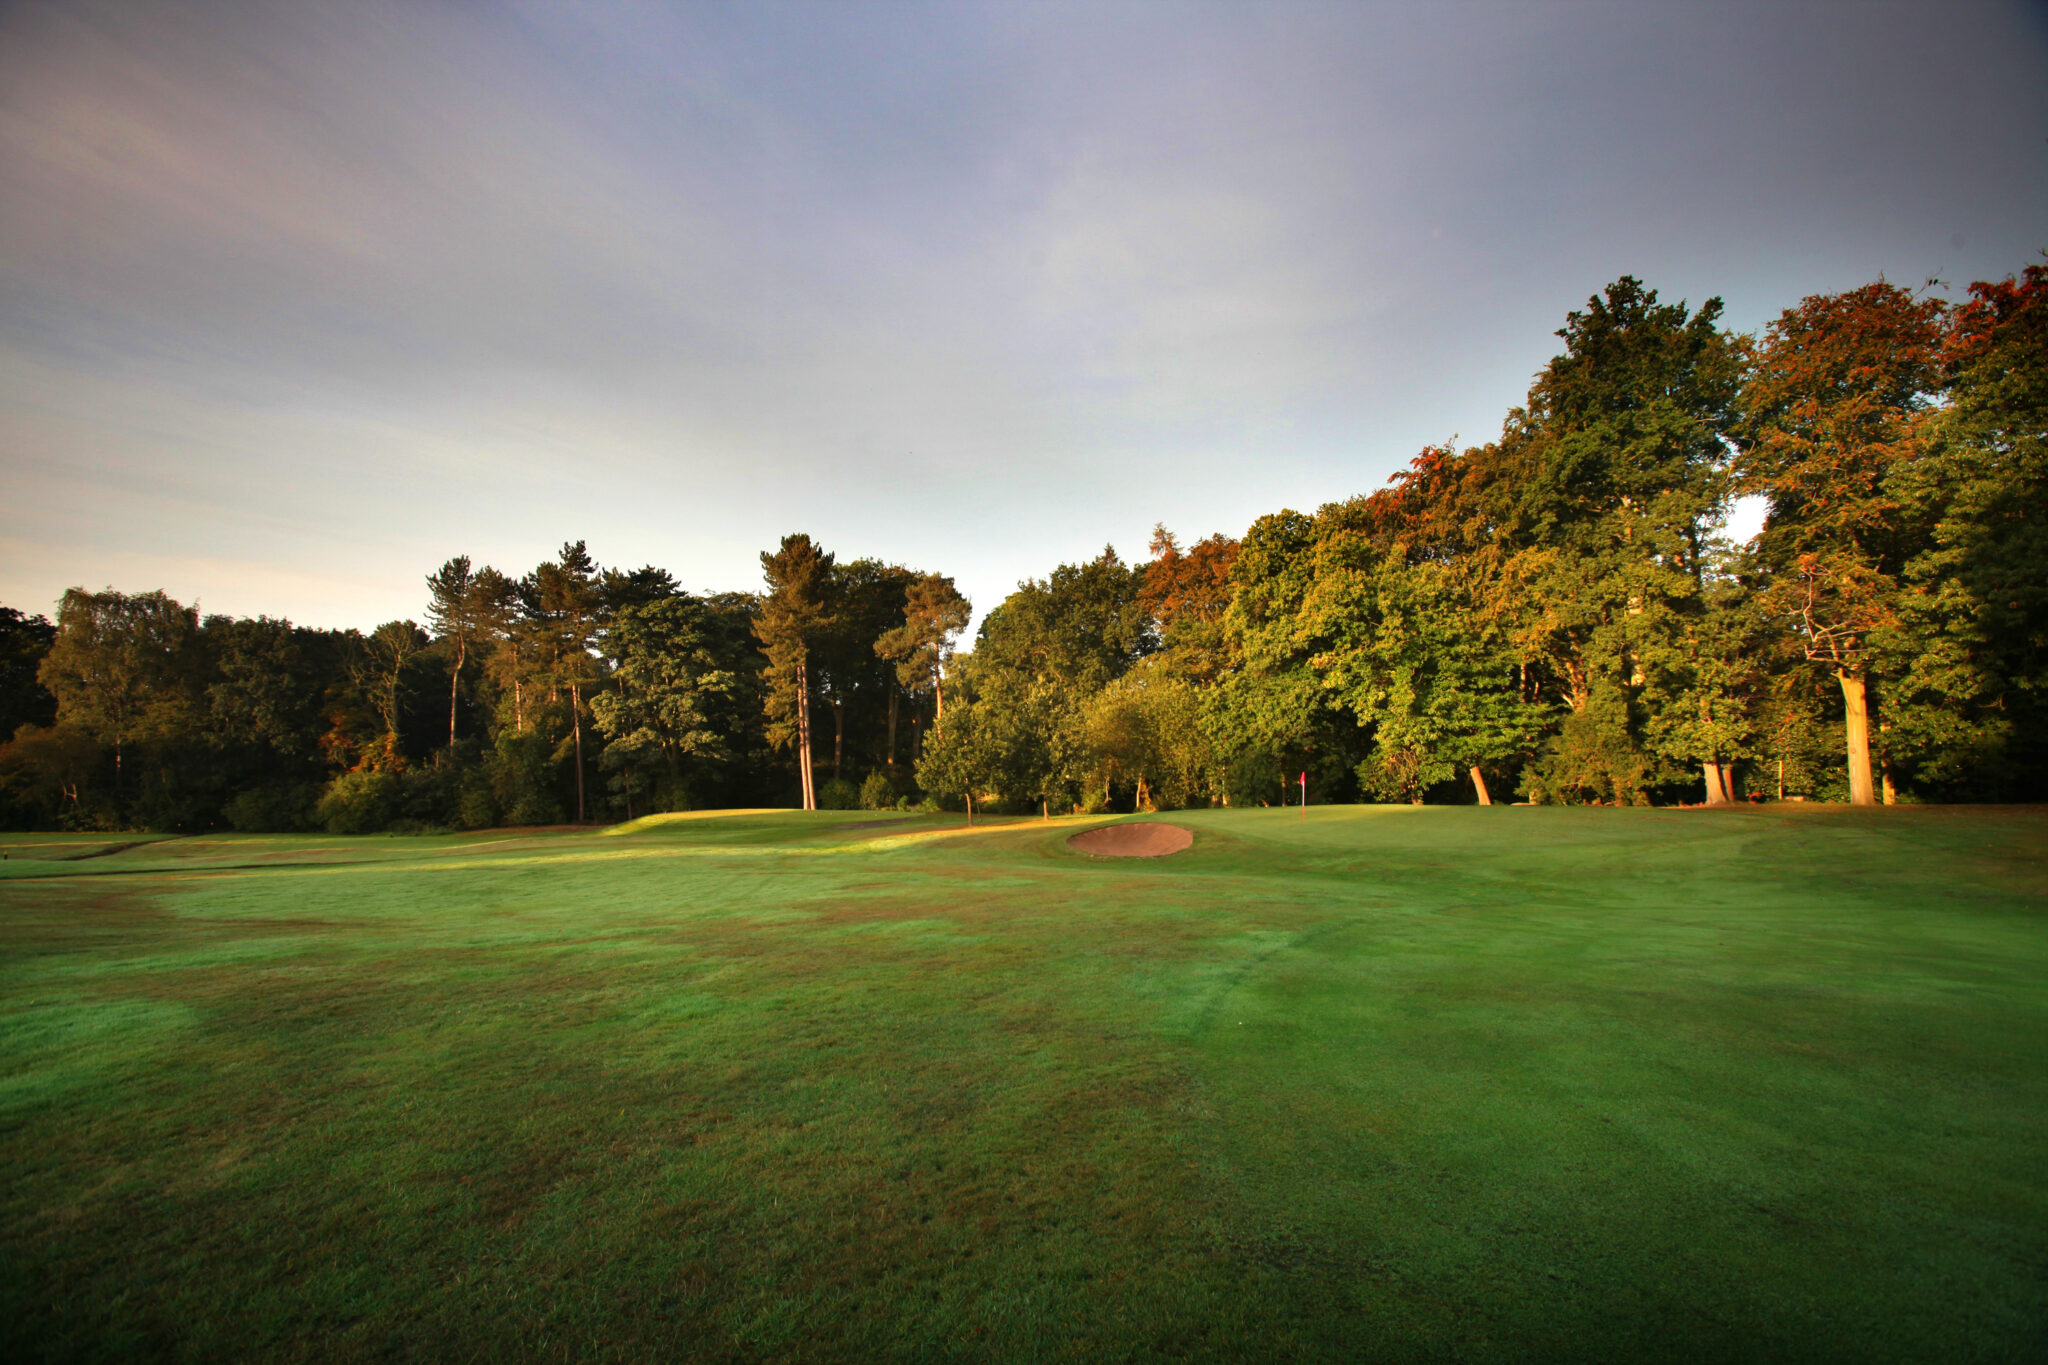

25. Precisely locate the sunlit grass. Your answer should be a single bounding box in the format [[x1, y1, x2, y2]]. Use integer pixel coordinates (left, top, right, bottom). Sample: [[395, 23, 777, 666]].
[[3, 806, 2044, 1361]]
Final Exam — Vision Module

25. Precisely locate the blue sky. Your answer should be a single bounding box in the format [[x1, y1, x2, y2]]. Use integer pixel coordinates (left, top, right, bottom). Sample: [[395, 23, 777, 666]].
[[3, 0, 2044, 630]]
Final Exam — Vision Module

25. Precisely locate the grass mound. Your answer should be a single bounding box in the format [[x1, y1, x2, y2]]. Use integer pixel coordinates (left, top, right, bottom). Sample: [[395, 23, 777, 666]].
[[2, 805, 2044, 1360]]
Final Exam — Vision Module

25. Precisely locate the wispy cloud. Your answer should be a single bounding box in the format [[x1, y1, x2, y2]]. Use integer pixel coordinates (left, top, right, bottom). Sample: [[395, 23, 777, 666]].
[[2, 0, 2043, 626]]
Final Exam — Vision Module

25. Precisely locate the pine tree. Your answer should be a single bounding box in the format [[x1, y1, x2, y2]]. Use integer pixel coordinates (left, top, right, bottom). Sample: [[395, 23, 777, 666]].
[[756, 535, 835, 811]]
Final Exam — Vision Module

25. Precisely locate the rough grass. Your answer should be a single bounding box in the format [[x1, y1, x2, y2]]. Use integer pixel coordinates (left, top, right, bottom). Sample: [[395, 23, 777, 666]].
[[2, 806, 2044, 1361]]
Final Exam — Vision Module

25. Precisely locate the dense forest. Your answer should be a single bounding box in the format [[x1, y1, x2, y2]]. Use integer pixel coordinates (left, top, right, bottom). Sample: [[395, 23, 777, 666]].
[[3, 262, 2042, 832]]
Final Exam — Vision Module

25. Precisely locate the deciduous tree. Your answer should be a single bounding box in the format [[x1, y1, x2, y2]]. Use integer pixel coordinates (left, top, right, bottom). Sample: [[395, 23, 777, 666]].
[[353, 620, 428, 769], [38, 588, 203, 784], [0, 607, 56, 743], [1740, 281, 1948, 803], [591, 596, 736, 813]]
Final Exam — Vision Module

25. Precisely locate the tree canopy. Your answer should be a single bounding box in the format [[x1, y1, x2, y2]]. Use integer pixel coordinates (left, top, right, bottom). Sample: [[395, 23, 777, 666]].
[[4, 258, 2044, 831]]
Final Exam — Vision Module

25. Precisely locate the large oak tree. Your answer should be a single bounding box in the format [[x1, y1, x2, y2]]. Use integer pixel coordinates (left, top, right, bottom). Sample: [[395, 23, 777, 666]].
[[1740, 281, 1948, 804]]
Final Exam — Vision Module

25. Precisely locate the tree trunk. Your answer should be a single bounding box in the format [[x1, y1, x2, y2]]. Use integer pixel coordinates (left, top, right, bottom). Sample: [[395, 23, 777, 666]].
[[1777, 757, 1785, 803], [1881, 763, 1898, 805], [1839, 669, 1875, 806], [933, 669, 945, 727], [1703, 760, 1730, 805], [831, 697, 845, 778], [448, 639, 463, 749], [1470, 766, 1492, 806], [1564, 659, 1590, 712], [796, 659, 815, 811], [571, 681, 585, 822], [965, 790, 973, 827], [1042, 799, 1049, 823], [886, 690, 899, 769]]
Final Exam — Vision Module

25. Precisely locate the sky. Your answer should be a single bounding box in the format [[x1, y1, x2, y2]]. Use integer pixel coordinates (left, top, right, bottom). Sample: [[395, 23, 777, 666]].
[[3, 0, 2045, 633]]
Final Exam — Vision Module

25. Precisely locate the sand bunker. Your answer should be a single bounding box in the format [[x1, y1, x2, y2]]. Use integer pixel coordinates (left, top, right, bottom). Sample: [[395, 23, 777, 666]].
[[1067, 822, 1194, 858]]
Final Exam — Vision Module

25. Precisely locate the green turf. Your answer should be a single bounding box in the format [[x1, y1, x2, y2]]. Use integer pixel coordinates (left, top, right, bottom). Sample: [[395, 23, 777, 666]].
[[2, 806, 2044, 1361]]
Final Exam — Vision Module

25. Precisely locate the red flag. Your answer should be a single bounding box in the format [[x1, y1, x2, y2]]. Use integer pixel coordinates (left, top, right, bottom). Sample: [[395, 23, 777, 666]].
[[1299, 772, 1306, 786]]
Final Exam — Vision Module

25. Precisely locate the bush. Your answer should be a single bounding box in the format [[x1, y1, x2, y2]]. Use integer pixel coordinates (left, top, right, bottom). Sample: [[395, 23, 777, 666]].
[[817, 777, 860, 810], [1356, 748, 1454, 805], [490, 731, 563, 826], [223, 784, 318, 833], [403, 762, 467, 827], [858, 771, 896, 811], [1520, 690, 1660, 806], [456, 770, 499, 830], [316, 770, 402, 834]]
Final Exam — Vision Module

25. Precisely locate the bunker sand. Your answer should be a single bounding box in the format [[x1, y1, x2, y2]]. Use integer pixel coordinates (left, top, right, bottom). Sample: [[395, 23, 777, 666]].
[[1067, 822, 1194, 858]]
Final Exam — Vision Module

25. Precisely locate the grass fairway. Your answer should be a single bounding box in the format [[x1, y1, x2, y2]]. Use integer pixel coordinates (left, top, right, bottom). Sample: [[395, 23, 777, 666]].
[[3, 806, 2044, 1361]]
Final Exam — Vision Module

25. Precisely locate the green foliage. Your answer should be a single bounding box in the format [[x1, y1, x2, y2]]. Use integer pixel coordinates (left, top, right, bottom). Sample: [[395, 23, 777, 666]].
[[223, 782, 319, 833], [1139, 525, 1241, 684], [1739, 280, 1951, 802], [815, 777, 860, 810], [1887, 263, 2048, 793], [1635, 569, 1772, 793], [857, 771, 896, 811], [873, 572, 969, 702], [0, 607, 56, 742], [1082, 666, 1217, 810], [914, 702, 1003, 813], [1520, 683, 1662, 805], [1199, 663, 1331, 806], [1355, 746, 1453, 804], [315, 769, 402, 834], [38, 587, 206, 770], [755, 534, 835, 809], [490, 729, 564, 827], [592, 597, 736, 813], [452, 768, 497, 829], [0, 724, 104, 829], [973, 546, 1154, 696]]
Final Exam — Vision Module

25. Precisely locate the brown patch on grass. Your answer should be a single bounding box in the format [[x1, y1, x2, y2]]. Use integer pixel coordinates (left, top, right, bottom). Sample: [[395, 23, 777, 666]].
[[73, 838, 185, 860], [0, 881, 173, 953], [1069, 823, 1195, 859]]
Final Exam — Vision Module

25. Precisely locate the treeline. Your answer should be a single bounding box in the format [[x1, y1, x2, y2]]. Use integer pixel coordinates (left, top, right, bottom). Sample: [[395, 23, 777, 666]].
[[0, 546, 966, 832], [2, 262, 2042, 830], [920, 266, 2047, 812]]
